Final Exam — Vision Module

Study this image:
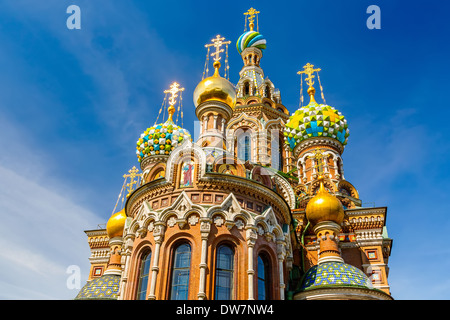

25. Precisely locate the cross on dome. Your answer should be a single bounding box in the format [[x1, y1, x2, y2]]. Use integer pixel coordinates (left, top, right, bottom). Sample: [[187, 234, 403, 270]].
[[244, 7, 260, 31], [297, 63, 321, 88], [164, 82, 185, 106], [205, 35, 231, 63]]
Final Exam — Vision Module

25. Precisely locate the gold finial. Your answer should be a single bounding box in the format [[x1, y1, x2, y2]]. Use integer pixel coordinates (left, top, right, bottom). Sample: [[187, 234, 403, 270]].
[[164, 82, 185, 121], [123, 166, 143, 197], [205, 35, 231, 77], [244, 7, 260, 31], [298, 63, 322, 103]]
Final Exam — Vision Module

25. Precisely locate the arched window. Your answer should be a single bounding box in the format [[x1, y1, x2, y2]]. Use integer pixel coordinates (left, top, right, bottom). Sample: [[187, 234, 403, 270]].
[[243, 82, 250, 96], [265, 86, 271, 99], [170, 243, 191, 300], [257, 254, 270, 300], [215, 245, 234, 300], [136, 251, 152, 300], [237, 132, 251, 162]]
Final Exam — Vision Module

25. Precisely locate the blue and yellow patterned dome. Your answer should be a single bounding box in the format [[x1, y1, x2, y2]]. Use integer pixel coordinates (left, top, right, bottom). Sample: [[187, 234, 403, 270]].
[[136, 118, 191, 162], [284, 101, 349, 150], [237, 30, 266, 54], [300, 262, 373, 291], [75, 274, 120, 300]]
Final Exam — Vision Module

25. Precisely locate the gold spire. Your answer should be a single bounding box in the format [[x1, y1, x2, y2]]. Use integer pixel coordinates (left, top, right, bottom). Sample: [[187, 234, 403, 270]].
[[205, 35, 231, 77], [244, 7, 260, 31], [164, 82, 185, 121], [298, 63, 321, 104]]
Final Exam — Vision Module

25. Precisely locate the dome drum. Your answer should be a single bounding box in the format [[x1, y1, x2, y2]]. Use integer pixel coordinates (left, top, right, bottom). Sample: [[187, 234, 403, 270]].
[[195, 99, 234, 122]]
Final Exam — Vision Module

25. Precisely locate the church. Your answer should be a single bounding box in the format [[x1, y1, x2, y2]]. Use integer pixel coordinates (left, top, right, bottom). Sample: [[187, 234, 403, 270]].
[[75, 8, 393, 301]]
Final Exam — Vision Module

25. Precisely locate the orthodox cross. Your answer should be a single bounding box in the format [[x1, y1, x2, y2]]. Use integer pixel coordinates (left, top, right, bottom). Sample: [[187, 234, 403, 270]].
[[123, 166, 142, 197], [205, 35, 231, 62], [297, 63, 321, 88], [308, 148, 329, 176], [164, 81, 184, 106], [244, 7, 260, 31]]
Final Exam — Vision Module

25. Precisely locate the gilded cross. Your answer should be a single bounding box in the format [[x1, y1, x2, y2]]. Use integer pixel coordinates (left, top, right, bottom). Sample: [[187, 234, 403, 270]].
[[297, 63, 321, 88], [308, 148, 329, 176], [164, 82, 185, 106], [123, 166, 142, 197], [205, 35, 231, 62], [244, 7, 260, 30]]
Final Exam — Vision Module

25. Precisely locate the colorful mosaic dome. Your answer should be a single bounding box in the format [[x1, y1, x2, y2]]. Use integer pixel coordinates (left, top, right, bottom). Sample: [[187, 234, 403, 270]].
[[300, 262, 373, 291], [237, 30, 266, 54], [75, 274, 120, 300], [136, 119, 191, 162], [284, 101, 349, 150]]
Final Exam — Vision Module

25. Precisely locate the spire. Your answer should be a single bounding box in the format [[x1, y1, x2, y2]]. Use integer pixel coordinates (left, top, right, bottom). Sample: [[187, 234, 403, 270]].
[[297, 63, 321, 104], [305, 149, 345, 264]]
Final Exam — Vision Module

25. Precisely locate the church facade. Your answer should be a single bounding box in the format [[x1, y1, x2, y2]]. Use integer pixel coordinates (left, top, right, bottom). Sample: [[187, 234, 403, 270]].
[[75, 8, 393, 301]]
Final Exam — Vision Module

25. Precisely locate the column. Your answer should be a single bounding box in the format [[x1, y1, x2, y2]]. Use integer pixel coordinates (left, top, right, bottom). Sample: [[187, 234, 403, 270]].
[[198, 219, 211, 300], [277, 241, 286, 300], [246, 227, 257, 300], [118, 235, 134, 300], [148, 223, 165, 300]]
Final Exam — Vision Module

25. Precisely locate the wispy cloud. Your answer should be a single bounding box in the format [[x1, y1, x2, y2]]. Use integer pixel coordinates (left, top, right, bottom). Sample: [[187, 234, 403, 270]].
[[0, 164, 101, 299]]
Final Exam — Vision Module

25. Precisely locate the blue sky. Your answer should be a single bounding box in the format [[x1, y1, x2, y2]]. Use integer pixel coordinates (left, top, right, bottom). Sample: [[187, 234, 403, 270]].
[[0, 0, 449, 300]]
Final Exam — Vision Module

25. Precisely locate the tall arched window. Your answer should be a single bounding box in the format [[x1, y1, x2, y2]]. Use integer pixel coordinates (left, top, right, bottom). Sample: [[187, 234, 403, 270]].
[[265, 85, 271, 99], [237, 132, 251, 162], [243, 81, 250, 96], [170, 243, 191, 300], [257, 254, 270, 300], [136, 251, 152, 300], [215, 245, 234, 300]]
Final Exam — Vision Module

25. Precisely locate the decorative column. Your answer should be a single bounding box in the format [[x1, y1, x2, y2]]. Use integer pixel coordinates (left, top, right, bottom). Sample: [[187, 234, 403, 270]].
[[148, 223, 166, 300], [277, 240, 286, 300], [198, 219, 211, 300], [118, 234, 135, 300], [246, 227, 258, 300]]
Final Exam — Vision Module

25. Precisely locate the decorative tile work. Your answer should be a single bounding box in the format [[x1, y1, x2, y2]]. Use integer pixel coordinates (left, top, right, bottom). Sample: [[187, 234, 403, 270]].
[[75, 274, 120, 300], [300, 262, 372, 291], [285, 102, 349, 150]]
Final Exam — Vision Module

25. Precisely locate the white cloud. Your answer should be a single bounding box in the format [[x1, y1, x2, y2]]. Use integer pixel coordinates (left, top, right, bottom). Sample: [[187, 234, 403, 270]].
[[0, 164, 102, 299]]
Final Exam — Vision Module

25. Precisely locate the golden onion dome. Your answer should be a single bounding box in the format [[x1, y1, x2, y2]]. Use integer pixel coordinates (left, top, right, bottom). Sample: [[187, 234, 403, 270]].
[[106, 208, 127, 238], [193, 61, 236, 108], [305, 176, 344, 226]]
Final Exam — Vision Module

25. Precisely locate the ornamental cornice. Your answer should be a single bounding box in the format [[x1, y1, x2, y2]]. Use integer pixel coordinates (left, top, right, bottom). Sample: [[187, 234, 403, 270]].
[[198, 172, 291, 224], [140, 155, 169, 172], [293, 286, 393, 300], [84, 229, 107, 237], [233, 103, 289, 121], [293, 137, 344, 158]]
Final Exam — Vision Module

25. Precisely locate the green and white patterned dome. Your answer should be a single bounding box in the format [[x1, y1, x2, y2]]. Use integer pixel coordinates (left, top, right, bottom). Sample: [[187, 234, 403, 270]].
[[136, 118, 191, 162], [284, 100, 349, 150], [300, 262, 373, 291], [75, 274, 120, 300]]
